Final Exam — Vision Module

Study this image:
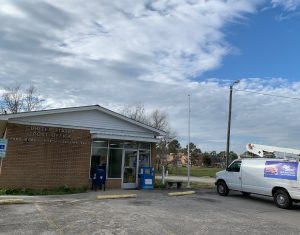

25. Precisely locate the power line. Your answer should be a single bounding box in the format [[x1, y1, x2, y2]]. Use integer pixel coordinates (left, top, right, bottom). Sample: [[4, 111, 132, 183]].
[[234, 88, 300, 101]]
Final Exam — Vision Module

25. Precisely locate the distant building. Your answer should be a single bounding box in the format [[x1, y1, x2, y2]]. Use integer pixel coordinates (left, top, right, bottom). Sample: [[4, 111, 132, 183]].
[[167, 153, 186, 166]]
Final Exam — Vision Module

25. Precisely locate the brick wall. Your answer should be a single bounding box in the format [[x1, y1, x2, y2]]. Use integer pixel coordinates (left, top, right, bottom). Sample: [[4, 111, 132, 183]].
[[106, 179, 121, 189], [0, 123, 92, 189]]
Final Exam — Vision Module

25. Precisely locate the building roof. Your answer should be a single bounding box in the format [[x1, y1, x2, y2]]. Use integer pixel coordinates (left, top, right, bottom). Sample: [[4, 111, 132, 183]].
[[0, 105, 166, 140]]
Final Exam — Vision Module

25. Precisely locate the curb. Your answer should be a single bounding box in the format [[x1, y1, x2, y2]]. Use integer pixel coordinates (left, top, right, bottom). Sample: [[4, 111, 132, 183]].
[[0, 199, 26, 205], [96, 194, 137, 200], [168, 191, 196, 197], [34, 199, 83, 204]]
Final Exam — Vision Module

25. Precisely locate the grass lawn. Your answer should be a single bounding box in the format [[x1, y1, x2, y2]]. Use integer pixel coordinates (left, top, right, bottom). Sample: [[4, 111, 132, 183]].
[[168, 166, 223, 178]]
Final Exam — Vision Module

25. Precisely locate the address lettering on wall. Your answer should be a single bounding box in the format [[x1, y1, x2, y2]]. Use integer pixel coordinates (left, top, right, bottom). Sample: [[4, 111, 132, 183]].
[[8, 125, 90, 145]]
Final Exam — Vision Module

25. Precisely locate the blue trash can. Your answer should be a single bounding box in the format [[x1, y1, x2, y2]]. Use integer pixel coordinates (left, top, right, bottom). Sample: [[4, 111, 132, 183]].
[[140, 167, 154, 189]]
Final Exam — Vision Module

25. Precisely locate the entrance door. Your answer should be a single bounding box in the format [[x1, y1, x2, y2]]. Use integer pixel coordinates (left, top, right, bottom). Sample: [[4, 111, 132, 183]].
[[122, 150, 138, 189]]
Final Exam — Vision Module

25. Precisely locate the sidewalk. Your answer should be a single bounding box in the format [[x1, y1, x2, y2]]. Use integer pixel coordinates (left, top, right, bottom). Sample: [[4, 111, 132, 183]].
[[155, 175, 215, 184], [0, 189, 141, 204]]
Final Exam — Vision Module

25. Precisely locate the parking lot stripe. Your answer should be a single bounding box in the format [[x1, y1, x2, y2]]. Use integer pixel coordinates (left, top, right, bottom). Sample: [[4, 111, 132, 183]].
[[96, 194, 137, 200], [34, 203, 64, 235], [0, 199, 25, 205], [168, 191, 195, 196]]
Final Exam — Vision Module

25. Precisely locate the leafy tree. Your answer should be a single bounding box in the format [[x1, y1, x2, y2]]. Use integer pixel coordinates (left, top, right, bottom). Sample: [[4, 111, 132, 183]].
[[216, 150, 238, 165], [183, 142, 201, 166], [229, 151, 238, 162], [168, 139, 181, 154], [202, 152, 211, 167]]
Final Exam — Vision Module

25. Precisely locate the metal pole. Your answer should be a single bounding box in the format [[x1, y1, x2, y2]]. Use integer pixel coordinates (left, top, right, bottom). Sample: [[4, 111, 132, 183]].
[[162, 165, 165, 185], [226, 86, 233, 167], [0, 158, 3, 176], [187, 94, 191, 188]]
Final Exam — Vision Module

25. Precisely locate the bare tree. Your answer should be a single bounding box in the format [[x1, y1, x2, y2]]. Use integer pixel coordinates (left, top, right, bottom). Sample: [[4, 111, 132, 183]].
[[1, 84, 46, 114], [2, 84, 23, 114], [121, 103, 148, 124], [24, 85, 45, 112], [148, 110, 169, 131]]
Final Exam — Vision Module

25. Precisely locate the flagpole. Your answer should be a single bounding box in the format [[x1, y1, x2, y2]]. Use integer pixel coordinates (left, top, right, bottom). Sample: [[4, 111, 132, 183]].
[[187, 94, 191, 188]]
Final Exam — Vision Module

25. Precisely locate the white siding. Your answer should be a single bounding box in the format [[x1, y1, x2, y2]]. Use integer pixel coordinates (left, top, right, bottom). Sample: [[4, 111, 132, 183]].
[[9, 110, 157, 141]]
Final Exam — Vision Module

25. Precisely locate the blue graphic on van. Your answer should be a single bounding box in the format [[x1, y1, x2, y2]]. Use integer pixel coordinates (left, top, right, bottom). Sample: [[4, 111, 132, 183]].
[[264, 161, 298, 180]]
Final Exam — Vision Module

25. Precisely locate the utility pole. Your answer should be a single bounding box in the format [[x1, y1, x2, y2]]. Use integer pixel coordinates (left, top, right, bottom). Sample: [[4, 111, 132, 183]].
[[226, 80, 239, 167], [187, 94, 191, 188]]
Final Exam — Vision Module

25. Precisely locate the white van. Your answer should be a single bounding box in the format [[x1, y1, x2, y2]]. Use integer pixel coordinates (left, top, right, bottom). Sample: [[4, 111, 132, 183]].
[[215, 158, 300, 209]]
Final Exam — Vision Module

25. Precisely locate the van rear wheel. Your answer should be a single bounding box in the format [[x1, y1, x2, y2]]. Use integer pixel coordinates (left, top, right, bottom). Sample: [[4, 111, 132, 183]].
[[216, 181, 229, 196], [274, 189, 292, 209]]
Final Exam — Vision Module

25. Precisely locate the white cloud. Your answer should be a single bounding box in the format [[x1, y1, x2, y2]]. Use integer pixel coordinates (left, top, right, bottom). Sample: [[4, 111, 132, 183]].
[[2, 1, 300, 153], [171, 78, 300, 153], [0, 3, 26, 18], [272, 0, 300, 11], [41, 0, 262, 83]]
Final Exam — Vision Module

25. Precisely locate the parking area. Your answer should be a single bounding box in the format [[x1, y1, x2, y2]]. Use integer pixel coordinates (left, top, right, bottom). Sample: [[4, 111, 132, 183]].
[[1, 189, 300, 235]]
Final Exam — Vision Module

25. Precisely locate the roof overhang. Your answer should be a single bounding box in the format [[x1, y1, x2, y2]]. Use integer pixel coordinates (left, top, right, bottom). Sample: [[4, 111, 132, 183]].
[[91, 133, 159, 143], [0, 105, 166, 137]]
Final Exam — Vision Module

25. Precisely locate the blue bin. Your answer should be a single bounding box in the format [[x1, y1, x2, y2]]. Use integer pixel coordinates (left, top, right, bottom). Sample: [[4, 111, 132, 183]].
[[140, 167, 154, 189]]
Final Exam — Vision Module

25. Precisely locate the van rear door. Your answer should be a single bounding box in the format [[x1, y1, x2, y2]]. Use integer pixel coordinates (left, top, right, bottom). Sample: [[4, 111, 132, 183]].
[[226, 160, 242, 191]]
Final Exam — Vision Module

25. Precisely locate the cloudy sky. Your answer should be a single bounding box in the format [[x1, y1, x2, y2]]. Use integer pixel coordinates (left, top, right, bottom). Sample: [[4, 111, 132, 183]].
[[1, 0, 300, 153]]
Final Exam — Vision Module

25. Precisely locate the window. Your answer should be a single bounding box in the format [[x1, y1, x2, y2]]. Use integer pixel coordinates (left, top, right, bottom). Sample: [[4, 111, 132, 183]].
[[90, 140, 108, 178], [139, 142, 151, 150], [139, 150, 150, 168], [90, 139, 152, 179], [124, 141, 138, 149], [93, 140, 108, 148], [108, 149, 123, 178], [109, 140, 124, 148], [227, 161, 241, 172]]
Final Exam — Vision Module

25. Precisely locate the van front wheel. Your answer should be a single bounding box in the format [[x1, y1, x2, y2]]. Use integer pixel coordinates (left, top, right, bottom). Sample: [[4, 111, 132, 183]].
[[274, 189, 292, 209], [217, 181, 229, 196]]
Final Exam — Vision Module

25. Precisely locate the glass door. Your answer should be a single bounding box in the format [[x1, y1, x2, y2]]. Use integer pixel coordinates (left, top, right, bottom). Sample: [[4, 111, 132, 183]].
[[122, 150, 138, 189]]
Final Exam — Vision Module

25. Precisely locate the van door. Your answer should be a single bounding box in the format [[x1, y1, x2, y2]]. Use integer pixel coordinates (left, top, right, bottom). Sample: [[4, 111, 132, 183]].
[[226, 160, 242, 191]]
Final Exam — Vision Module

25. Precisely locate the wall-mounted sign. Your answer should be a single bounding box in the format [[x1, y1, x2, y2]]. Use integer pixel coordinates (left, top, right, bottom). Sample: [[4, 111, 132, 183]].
[[0, 139, 8, 158]]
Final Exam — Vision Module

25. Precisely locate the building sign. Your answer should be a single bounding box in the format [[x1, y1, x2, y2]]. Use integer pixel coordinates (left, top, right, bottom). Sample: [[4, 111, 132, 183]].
[[0, 139, 8, 158], [264, 161, 298, 181], [8, 125, 90, 145]]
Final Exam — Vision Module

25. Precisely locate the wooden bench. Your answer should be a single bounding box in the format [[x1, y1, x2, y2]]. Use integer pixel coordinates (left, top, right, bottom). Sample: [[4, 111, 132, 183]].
[[166, 181, 183, 189]]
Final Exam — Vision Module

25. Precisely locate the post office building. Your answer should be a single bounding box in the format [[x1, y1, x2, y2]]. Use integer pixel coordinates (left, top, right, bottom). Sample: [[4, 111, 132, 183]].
[[0, 105, 164, 189]]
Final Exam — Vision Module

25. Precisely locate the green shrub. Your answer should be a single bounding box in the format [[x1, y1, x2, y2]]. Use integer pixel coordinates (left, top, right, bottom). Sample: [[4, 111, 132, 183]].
[[154, 179, 167, 189], [0, 186, 87, 195]]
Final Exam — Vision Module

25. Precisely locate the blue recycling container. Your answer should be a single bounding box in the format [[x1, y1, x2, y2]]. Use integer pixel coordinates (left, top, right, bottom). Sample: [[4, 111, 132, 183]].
[[139, 166, 155, 189]]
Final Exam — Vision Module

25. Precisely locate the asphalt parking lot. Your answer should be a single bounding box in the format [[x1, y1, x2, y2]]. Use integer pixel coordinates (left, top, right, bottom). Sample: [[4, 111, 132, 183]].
[[1, 189, 300, 235]]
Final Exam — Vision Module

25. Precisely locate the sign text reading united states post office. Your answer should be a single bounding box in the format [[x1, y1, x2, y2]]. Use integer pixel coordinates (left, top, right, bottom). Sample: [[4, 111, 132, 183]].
[[8, 125, 90, 145]]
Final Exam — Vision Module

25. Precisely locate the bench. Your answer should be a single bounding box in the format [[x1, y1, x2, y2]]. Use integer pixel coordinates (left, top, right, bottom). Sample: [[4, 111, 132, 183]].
[[166, 181, 183, 189]]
